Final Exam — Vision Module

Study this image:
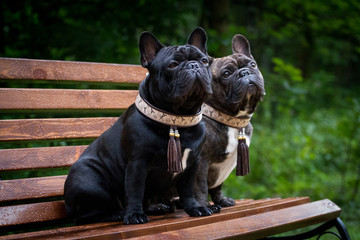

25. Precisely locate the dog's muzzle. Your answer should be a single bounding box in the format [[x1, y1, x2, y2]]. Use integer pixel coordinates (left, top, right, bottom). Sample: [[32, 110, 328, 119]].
[[186, 61, 201, 72]]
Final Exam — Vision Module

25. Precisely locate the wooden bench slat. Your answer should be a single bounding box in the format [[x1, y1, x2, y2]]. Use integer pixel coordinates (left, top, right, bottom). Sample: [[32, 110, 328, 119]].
[[0, 117, 118, 141], [0, 198, 304, 228], [0, 201, 66, 227], [0, 57, 147, 84], [219, 197, 310, 216], [0, 146, 87, 171], [103, 198, 310, 240], [0, 197, 322, 240], [0, 176, 66, 202], [132, 199, 341, 240], [0, 88, 137, 110]]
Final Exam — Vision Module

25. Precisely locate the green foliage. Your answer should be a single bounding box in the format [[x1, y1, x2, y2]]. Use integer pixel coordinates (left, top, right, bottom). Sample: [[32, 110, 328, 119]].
[[1, 0, 203, 63], [272, 58, 303, 82]]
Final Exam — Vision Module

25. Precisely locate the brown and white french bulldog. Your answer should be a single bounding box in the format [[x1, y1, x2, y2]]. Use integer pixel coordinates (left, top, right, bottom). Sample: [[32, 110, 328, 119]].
[[194, 34, 265, 208]]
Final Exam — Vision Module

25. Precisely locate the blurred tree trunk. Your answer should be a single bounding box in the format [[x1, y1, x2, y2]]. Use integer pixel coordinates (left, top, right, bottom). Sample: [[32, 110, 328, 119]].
[[201, 0, 229, 56], [297, 10, 314, 79]]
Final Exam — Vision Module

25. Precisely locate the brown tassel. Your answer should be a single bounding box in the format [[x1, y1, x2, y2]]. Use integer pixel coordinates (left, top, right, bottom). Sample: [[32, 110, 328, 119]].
[[236, 128, 250, 176], [174, 127, 183, 171], [167, 126, 183, 172]]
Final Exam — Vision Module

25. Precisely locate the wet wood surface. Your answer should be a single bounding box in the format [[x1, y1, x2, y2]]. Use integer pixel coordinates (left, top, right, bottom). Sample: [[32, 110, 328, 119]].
[[0, 117, 118, 141], [0, 201, 66, 227], [0, 145, 87, 171], [0, 57, 147, 84], [0, 198, 342, 240], [0, 175, 66, 202], [132, 199, 341, 240], [0, 88, 138, 110]]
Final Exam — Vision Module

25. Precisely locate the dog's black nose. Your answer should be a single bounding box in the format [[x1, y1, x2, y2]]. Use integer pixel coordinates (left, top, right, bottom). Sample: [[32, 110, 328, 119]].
[[239, 69, 251, 77], [187, 62, 200, 70]]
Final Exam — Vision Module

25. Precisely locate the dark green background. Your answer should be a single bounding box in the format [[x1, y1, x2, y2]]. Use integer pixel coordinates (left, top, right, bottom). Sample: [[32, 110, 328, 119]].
[[1, 0, 359, 238]]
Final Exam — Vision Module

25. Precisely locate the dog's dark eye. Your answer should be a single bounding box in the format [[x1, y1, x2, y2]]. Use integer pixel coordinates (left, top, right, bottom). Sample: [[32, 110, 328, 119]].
[[250, 62, 257, 68], [201, 58, 208, 65], [223, 71, 231, 78], [168, 62, 179, 69]]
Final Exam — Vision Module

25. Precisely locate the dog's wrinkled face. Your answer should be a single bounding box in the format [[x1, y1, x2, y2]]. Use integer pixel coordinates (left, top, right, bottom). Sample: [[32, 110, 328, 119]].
[[139, 28, 212, 115], [207, 34, 265, 117]]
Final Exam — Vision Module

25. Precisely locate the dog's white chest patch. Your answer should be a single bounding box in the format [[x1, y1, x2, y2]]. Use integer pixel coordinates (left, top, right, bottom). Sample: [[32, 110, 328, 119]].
[[173, 148, 191, 177], [181, 148, 190, 170], [208, 127, 250, 189]]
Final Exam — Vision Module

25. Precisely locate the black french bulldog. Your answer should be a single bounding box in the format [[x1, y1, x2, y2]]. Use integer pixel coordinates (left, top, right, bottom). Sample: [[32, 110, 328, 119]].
[[195, 34, 265, 207], [64, 27, 213, 225]]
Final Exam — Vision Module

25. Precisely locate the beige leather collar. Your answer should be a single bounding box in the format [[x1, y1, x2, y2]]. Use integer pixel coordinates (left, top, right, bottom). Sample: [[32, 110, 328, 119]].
[[135, 94, 202, 127], [202, 103, 250, 128]]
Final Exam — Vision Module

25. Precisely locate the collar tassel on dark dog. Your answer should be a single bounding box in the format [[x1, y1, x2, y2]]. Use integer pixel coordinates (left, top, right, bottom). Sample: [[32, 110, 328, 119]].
[[167, 126, 183, 172], [135, 94, 202, 173], [237, 128, 249, 176]]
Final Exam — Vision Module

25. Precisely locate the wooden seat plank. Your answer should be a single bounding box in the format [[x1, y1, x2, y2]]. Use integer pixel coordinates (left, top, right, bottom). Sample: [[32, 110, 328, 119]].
[[0, 146, 87, 171], [132, 199, 341, 240], [0, 88, 137, 110], [0, 198, 336, 240], [0, 198, 308, 228], [0, 117, 118, 141], [0, 176, 66, 202], [117, 198, 311, 239], [0, 58, 147, 84]]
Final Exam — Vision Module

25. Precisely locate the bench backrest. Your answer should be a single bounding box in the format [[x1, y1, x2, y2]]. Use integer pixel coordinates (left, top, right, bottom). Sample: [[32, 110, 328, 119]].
[[0, 57, 146, 228]]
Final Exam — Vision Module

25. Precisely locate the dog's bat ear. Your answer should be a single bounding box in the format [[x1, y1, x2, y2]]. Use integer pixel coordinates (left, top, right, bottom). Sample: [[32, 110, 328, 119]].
[[187, 27, 208, 54], [208, 56, 215, 65], [232, 34, 252, 58], [139, 32, 164, 68]]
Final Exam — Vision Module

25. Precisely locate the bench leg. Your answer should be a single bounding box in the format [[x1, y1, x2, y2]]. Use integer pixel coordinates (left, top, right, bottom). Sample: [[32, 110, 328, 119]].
[[261, 218, 351, 240]]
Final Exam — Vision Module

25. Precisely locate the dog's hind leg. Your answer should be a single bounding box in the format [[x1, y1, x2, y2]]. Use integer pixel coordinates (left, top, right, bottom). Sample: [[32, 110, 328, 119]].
[[69, 191, 123, 225]]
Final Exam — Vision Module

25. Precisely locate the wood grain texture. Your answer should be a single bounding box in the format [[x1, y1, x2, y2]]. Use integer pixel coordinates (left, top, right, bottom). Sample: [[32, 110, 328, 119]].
[[0, 88, 138, 110], [0, 117, 118, 141], [133, 199, 341, 240], [0, 176, 66, 202], [0, 145, 87, 171], [0, 198, 341, 240], [0, 199, 289, 232], [0, 201, 66, 227], [0, 57, 147, 84]]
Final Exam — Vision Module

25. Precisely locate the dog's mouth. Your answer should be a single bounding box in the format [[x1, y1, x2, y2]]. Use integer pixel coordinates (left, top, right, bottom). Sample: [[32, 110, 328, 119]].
[[248, 83, 265, 101], [227, 72, 265, 116], [173, 62, 212, 95], [173, 62, 212, 96], [230, 77, 264, 99], [235, 83, 265, 115], [171, 80, 211, 114], [170, 65, 212, 114]]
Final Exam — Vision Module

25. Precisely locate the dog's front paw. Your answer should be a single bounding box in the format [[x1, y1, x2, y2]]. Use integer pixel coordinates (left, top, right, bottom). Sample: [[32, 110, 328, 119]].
[[216, 197, 236, 207], [208, 204, 222, 213], [146, 203, 173, 215], [186, 206, 213, 217], [123, 213, 149, 225]]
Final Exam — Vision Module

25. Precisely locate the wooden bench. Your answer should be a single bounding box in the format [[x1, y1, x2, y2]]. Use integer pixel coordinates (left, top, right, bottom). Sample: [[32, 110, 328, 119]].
[[0, 57, 351, 239]]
